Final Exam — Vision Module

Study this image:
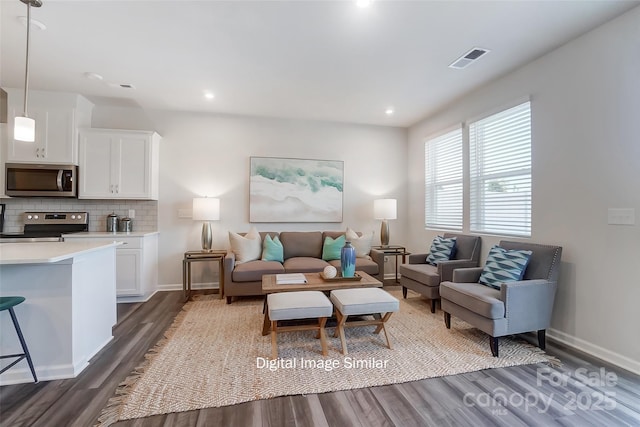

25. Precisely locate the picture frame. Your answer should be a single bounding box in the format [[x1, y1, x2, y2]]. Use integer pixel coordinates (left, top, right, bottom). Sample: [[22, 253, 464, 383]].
[[249, 157, 344, 222]]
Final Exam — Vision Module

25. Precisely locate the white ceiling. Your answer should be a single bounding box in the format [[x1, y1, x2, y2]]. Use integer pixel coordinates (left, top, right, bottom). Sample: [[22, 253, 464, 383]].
[[1, 0, 637, 127]]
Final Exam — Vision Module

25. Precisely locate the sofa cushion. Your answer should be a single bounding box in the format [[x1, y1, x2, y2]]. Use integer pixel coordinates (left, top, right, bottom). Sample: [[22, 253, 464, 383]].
[[479, 245, 532, 289], [232, 260, 285, 282], [346, 227, 374, 258], [328, 257, 379, 276], [229, 226, 262, 264], [440, 282, 505, 319], [262, 234, 284, 262], [426, 235, 457, 265], [322, 235, 346, 261], [280, 232, 323, 260], [283, 257, 331, 273], [398, 263, 441, 287]]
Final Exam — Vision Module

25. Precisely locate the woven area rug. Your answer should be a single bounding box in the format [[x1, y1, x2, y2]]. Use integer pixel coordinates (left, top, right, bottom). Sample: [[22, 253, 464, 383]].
[[98, 290, 556, 425]]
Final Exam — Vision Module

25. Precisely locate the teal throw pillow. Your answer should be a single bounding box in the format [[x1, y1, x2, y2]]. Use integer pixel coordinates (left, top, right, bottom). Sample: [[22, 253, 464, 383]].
[[425, 236, 457, 265], [261, 234, 284, 263], [479, 245, 533, 290], [322, 235, 346, 261]]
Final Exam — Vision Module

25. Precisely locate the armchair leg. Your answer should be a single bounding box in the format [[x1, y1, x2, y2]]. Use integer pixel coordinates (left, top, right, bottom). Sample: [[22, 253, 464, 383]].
[[490, 336, 499, 357], [402, 287, 407, 299], [537, 330, 546, 350], [430, 299, 436, 313], [444, 312, 451, 329], [226, 296, 232, 304]]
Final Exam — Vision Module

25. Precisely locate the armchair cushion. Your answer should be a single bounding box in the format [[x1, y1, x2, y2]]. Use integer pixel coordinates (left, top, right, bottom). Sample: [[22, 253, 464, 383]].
[[426, 236, 457, 265], [399, 263, 441, 287], [478, 245, 532, 289], [440, 282, 505, 319]]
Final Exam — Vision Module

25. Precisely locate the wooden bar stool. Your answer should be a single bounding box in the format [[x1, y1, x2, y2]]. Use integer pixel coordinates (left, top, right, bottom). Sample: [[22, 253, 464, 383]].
[[267, 291, 333, 359], [330, 288, 399, 355], [0, 296, 38, 382]]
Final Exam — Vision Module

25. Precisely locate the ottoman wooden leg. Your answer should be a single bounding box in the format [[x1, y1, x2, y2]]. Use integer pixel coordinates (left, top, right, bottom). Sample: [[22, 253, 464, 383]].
[[334, 309, 349, 355], [318, 317, 328, 356], [373, 312, 393, 334], [271, 320, 278, 359]]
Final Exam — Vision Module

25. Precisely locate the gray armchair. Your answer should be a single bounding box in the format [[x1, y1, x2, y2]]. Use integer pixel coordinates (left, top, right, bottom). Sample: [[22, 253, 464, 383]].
[[440, 241, 562, 357], [399, 233, 481, 313]]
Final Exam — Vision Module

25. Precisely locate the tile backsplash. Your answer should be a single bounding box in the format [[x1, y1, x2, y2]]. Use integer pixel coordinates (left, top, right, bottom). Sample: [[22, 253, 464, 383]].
[[1, 199, 158, 233]]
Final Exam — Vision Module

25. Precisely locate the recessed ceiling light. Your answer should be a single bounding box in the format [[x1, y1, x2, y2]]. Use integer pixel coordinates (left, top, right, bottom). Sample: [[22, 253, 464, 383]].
[[356, 0, 372, 8], [385, 107, 394, 115], [204, 91, 215, 100], [84, 72, 103, 81]]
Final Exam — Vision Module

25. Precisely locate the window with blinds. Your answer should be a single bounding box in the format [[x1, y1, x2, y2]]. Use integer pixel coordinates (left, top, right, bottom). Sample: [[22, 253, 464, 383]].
[[469, 101, 531, 236], [424, 127, 463, 230]]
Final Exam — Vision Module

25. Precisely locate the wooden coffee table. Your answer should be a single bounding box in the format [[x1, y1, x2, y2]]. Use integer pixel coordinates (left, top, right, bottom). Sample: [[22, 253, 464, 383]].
[[261, 271, 383, 336]]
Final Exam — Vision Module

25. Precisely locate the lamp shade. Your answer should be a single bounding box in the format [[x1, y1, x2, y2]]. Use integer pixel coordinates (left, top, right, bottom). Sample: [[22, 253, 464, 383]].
[[192, 197, 220, 221], [14, 116, 35, 142], [374, 199, 397, 220]]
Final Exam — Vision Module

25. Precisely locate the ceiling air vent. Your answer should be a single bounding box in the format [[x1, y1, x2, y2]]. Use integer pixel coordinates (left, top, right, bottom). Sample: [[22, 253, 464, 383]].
[[449, 47, 490, 69]]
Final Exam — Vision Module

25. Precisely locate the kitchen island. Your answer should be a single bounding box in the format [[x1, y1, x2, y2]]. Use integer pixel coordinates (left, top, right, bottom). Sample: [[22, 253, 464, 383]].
[[0, 241, 120, 385]]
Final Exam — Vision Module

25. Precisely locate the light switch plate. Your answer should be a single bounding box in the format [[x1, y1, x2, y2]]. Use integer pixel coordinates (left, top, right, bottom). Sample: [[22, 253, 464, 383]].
[[178, 209, 192, 218], [607, 208, 635, 225], [128, 209, 135, 219]]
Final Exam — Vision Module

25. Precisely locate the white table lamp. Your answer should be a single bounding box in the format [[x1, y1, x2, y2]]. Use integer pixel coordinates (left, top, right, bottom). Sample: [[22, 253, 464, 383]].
[[374, 198, 397, 247], [193, 197, 220, 251]]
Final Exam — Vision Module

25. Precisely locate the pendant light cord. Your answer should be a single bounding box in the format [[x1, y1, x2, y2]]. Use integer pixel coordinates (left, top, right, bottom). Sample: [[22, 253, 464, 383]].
[[22, 1, 32, 117]]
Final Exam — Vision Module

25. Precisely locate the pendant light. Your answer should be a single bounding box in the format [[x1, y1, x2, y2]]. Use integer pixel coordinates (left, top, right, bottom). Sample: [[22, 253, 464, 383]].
[[14, 0, 42, 142]]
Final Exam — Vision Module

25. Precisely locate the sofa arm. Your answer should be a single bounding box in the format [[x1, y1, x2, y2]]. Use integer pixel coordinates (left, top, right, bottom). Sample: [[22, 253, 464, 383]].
[[369, 248, 386, 280], [224, 252, 236, 285], [452, 267, 483, 283], [437, 259, 481, 282], [501, 280, 558, 332]]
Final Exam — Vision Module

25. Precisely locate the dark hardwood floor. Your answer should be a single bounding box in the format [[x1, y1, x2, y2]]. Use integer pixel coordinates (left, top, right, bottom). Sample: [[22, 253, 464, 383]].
[[1, 288, 639, 427]]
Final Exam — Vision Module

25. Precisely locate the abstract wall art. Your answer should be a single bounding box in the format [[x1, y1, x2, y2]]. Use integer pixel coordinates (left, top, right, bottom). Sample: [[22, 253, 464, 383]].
[[249, 157, 344, 222]]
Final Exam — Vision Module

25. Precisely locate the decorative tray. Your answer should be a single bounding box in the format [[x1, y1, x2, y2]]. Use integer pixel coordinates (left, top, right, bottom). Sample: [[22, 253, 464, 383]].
[[319, 272, 363, 282]]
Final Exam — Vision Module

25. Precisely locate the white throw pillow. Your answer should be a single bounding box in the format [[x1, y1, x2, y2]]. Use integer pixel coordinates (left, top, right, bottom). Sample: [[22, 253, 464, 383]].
[[229, 226, 262, 264], [346, 227, 374, 259]]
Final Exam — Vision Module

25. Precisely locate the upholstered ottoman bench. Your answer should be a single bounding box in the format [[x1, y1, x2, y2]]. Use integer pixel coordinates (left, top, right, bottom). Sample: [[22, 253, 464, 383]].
[[267, 291, 333, 359], [329, 288, 399, 355]]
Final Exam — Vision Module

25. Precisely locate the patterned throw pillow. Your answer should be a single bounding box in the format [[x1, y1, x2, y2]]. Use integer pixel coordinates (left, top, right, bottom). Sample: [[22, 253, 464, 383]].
[[322, 235, 346, 261], [425, 236, 457, 265], [261, 234, 284, 263], [479, 245, 533, 290]]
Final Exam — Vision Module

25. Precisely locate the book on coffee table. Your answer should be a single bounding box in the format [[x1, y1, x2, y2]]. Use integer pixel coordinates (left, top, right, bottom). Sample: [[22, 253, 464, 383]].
[[275, 273, 308, 285]]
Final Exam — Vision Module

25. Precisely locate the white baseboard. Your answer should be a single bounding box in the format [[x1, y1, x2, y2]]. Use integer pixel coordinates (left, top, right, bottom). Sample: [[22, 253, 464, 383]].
[[548, 328, 640, 375], [157, 282, 219, 292]]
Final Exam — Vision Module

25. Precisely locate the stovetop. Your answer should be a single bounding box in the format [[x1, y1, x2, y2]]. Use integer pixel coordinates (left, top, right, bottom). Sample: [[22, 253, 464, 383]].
[[0, 211, 89, 242]]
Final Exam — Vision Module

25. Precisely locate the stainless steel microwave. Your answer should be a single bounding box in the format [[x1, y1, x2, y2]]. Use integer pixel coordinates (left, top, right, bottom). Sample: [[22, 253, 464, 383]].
[[5, 163, 78, 197]]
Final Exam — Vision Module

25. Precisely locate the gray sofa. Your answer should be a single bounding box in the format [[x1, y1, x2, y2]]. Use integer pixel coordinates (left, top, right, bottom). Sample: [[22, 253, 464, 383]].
[[398, 233, 481, 313], [224, 231, 384, 303]]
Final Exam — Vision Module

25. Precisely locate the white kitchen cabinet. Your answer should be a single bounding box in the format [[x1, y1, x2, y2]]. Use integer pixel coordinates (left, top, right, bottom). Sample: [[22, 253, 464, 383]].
[[5, 89, 93, 165], [63, 232, 159, 302], [78, 129, 160, 200]]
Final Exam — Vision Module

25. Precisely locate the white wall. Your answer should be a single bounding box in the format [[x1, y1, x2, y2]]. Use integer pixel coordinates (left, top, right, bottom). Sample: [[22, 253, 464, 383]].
[[92, 108, 408, 288], [408, 6, 640, 373]]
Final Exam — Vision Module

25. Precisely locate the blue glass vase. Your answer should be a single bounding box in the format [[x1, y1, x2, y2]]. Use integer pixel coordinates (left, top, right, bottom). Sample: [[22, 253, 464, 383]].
[[341, 241, 356, 278]]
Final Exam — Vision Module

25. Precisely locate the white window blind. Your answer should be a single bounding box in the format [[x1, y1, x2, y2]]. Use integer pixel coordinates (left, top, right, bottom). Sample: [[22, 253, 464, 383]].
[[425, 128, 463, 230], [469, 101, 531, 236]]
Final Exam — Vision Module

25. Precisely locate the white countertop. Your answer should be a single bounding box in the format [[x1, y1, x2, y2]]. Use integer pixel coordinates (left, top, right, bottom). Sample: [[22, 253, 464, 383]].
[[0, 241, 121, 265], [62, 231, 159, 238]]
